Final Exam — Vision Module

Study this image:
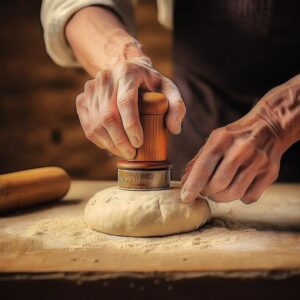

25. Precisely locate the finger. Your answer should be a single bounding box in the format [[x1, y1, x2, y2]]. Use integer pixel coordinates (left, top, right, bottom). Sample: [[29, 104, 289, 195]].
[[117, 77, 143, 148], [181, 129, 233, 203], [117, 61, 161, 92], [241, 165, 278, 204], [202, 143, 255, 197], [161, 77, 186, 134], [96, 70, 136, 160], [180, 148, 222, 204], [83, 80, 96, 111], [140, 67, 162, 91], [181, 147, 205, 185], [209, 168, 256, 203], [83, 79, 95, 94], [93, 126, 122, 157], [76, 95, 121, 157], [89, 124, 123, 157], [94, 70, 113, 112], [101, 109, 136, 160], [76, 94, 89, 129], [240, 174, 268, 205], [209, 153, 268, 202], [180, 166, 192, 186]]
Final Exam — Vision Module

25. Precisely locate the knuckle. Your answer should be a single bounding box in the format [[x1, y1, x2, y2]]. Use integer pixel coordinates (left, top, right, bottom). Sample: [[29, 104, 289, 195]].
[[101, 111, 117, 126], [75, 94, 85, 109], [210, 129, 221, 139], [122, 61, 140, 76], [85, 129, 94, 140], [124, 119, 139, 132], [209, 128, 231, 145], [84, 80, 93, 91]]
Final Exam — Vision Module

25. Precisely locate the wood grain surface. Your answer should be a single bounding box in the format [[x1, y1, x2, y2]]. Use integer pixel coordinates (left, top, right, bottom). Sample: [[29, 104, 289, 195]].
[[1, 181, 300, 277], [136, 93, 168, 161]]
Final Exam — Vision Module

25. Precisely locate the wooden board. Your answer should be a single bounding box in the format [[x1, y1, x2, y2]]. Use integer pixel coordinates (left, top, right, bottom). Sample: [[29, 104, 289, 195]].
[[1, 181, 300, 277]]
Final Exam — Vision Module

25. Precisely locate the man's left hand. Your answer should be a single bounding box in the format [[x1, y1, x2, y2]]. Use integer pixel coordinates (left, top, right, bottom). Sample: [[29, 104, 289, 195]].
[[181, 74, 300, 204], [180, 108, 284, 205]]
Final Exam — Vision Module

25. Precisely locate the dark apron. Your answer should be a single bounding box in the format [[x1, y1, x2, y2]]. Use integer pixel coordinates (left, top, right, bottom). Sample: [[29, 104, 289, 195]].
[[169, 0, 300, 181]]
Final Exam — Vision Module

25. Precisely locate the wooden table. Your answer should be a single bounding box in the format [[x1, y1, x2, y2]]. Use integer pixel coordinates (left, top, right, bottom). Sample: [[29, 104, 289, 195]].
[[1, 181, 300, 300]]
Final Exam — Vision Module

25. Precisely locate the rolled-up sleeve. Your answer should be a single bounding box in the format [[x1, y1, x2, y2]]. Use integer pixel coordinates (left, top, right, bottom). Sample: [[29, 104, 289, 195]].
[[41, 0, 135, 67]]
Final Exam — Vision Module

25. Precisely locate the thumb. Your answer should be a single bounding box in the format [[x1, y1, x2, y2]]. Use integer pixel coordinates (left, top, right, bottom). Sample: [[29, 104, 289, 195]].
[[161, 77, 186, 134]]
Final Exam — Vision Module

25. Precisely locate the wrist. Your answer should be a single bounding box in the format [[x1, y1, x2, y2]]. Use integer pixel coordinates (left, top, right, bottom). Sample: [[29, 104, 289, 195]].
[[251, 75, 300, 151], [102, 29, 148, 68], [65, 6, 148, 75]]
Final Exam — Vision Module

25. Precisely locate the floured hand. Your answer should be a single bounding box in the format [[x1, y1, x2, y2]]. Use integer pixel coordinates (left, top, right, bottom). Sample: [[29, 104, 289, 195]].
[[76, 57, 185, 159]]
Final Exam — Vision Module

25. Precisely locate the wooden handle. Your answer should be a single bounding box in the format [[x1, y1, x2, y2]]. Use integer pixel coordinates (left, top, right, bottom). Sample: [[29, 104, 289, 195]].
[[0, 167, 70, 213], [135, 92, 168, 161]]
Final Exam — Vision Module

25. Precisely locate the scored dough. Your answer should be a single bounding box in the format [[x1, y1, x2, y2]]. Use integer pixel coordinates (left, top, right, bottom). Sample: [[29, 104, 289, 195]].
[[85, 186, 211, 237]]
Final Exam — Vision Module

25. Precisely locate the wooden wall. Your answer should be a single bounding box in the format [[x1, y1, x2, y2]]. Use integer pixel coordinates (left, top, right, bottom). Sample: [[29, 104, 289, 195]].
[[0, 0, 172, 179]]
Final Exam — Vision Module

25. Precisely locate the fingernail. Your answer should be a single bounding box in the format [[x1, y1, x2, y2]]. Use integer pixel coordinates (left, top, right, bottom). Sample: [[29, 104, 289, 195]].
[[130, 135, 140, 148], [180, 189, 195, 204]]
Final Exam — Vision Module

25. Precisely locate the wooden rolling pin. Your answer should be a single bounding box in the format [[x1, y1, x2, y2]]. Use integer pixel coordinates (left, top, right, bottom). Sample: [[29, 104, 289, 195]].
[[0, 167, 70, 213]]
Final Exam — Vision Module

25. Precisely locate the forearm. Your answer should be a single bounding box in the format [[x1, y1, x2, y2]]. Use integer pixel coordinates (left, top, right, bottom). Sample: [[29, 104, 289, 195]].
[[180, 75, 300, 204], [65, 6, 146, 76], [250, 75, 300, 151]]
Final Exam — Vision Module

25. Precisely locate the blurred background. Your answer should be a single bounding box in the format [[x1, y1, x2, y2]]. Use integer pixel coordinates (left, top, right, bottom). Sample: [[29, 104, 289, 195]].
[[0, 0, 172, 179]]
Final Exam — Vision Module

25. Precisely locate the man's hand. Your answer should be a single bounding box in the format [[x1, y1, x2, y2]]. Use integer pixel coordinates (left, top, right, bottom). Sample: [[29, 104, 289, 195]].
[[66, 6, 186, 159], [181, 75, 300, 204], [76, 57, 185, 159], [180, 117, 282, 204]]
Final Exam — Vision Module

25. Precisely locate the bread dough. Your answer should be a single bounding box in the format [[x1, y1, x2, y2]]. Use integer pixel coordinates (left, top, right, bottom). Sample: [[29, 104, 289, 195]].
[[85, 186, 211, 237]]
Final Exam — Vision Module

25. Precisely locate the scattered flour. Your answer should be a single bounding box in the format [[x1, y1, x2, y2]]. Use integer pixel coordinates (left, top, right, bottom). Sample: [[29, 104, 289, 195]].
[[2, 216, 284, 254]]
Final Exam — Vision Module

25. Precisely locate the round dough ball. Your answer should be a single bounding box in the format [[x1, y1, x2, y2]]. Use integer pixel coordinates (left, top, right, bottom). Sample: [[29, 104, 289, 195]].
[[85, 186, 211, 237]]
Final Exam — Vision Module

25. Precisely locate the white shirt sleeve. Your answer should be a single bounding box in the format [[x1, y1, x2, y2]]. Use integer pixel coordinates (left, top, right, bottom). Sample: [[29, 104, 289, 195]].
[[41, 0, 135, 67], [157, 0, 173, 30]]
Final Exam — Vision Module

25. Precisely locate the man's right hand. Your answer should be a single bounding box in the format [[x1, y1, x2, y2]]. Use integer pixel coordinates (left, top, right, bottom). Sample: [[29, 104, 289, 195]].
[[76, 57, 186, 159]]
